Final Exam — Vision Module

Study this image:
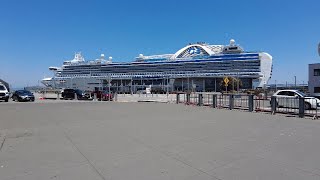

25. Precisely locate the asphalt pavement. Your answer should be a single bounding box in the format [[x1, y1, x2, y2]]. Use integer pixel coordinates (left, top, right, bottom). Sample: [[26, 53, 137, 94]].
[[1, 101, 320, 180]]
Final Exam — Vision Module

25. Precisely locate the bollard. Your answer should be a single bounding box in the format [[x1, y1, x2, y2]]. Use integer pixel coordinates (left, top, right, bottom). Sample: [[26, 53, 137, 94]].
[[229, 94, 234, 110], [114, 93, 117, 101], [248, 94, 254, 112], [271, 96, 277, 114], [186, 93, 190, 104], [212, 94, 217, 108], [57, 92, 60, 100], [198, 93, 203, 106], [74, 93, 78, 100], [176, 93, 180, 104], [94, 93, 97, 101], [299, 97, 305, 118]]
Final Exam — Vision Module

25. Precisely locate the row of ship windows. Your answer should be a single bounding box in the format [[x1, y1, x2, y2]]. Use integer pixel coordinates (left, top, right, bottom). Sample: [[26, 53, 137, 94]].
[[63, 65, 261, 72], [67, 61, 260, 67], [108, 62, 261, 67], [62, 67, 261, 72], [65, 64, 261, 71], [60, 70, 261, 77], [62, 69, 261, 74], [64, 62, 260, 69]]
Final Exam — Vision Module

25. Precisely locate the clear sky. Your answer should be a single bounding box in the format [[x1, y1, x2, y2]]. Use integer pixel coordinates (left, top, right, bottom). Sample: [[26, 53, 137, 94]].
[[0, 0, 319, 88]]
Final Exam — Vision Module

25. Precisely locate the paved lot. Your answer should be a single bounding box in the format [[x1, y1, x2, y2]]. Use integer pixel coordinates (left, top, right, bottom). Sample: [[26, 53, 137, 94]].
[[1, 101, 320, 180]]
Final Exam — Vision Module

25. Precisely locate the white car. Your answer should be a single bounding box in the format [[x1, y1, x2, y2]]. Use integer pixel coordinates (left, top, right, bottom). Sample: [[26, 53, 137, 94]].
[[0, 83, 10, 102], [272, 90, 320, 110]]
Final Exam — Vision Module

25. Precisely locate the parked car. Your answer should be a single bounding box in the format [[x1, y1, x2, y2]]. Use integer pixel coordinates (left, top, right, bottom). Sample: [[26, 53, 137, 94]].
[[0, 83, 10, 102], [12, 90, 35, 102], [82, 90, 92, 99], [61, 89, 86, 100], [272, 90, 320, 110], [91, 90, 113, 101]]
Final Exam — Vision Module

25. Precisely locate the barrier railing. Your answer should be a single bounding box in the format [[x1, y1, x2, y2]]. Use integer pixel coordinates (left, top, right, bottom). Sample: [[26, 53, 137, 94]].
[[270, 96, 319, 119], [304, 98, 319, 119], [176, 93, 319, 119], [254, 96, 271, 112]]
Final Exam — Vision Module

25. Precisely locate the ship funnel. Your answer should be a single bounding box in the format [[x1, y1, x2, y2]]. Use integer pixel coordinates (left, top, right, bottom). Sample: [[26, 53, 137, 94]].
[[230, 39, 235, 46], [71, 52, 84, 63]]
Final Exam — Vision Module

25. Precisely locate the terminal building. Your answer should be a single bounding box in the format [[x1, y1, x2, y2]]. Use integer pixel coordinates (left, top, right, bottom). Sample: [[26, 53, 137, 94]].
[[309, 63, 320, 97], [42, 39, 273, 92], [308, 43, 320, 97]]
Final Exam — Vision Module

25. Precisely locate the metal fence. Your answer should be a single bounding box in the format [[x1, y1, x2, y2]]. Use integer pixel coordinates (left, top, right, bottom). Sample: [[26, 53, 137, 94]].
[[37, 90, 319, 119], [270, 96, 319, 118], [176, 93, 319, 119]]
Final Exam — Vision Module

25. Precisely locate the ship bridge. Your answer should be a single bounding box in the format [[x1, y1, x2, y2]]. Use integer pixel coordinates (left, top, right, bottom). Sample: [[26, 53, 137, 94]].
[[136, 43, 224, 62], [170, 39, 244, 60], [171, 43, 223, 59]]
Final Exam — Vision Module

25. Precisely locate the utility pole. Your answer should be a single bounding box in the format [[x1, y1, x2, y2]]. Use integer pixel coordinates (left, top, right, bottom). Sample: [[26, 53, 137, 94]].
[[182, 78, 184, 92], [232, 77, 235, 92], [130, 77, 133, 95], [237, 78, 239, 93], [237, 72, 239, 94], [141, 76, 143, 90], [214, 78, 217, 92], [187, 76, 190, 92], [203, 79, 205, 92]]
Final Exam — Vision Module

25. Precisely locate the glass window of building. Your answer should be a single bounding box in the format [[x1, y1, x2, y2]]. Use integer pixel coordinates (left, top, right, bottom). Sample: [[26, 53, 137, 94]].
[[314, 87, 320, 93], [314, 69, 320, 76]]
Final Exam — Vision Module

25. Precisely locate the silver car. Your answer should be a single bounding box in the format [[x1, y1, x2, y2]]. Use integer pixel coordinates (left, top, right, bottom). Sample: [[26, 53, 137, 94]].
[[272, 90, 320, 110]]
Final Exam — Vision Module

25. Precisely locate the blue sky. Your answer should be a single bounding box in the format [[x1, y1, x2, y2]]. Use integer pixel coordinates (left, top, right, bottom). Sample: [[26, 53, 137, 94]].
[[0, 0, 319, 87]]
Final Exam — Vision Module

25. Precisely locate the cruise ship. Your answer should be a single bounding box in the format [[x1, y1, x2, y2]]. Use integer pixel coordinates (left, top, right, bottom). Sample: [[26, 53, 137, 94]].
[[42, 39, 272, 92]]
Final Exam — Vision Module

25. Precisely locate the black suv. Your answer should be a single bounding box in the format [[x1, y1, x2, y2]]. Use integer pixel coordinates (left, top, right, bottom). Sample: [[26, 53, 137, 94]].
[[61, 89, 84, 100]]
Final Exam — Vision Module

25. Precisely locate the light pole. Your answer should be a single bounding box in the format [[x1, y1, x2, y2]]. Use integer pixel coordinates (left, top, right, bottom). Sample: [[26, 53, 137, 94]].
[[130, 77, 133, 95], [237, 76, 239, 93], [214, 78, 216, 92], [187, 76, 190, 92]]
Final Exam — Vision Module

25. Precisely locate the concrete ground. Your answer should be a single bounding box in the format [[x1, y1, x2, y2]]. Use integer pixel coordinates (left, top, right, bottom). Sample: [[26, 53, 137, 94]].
[[1, 101, 320, 180]]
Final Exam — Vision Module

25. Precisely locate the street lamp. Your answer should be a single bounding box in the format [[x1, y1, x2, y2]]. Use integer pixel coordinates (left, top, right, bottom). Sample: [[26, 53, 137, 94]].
[[318, 42, 320, 57]]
